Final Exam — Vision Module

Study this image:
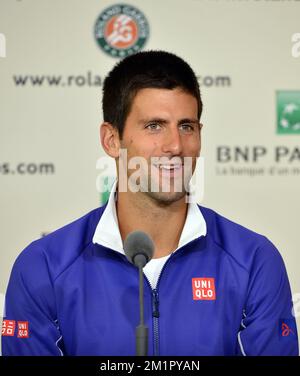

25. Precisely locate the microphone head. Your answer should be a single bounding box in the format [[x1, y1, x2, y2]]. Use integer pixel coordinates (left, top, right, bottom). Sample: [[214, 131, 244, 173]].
[[124, 230, 154, 267]]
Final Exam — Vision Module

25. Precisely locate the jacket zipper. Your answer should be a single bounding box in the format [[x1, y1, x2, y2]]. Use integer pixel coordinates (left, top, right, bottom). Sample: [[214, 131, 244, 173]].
[[152, 288, 160, 355], [144, 236, 203, 356], [107, 236, 204, 356], [144, 254, 175, 356]]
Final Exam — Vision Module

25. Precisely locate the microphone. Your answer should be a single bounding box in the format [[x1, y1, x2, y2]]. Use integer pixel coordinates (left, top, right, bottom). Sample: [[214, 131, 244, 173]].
[[124, 231, 154, 356], [124, 230, 154, 267]]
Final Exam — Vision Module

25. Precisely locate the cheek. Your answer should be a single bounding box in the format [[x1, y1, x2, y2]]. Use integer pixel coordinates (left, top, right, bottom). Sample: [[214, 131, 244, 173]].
[[124, 140, 158, 161], [183, 137, 201, 155], [136, 139, 160, 156]]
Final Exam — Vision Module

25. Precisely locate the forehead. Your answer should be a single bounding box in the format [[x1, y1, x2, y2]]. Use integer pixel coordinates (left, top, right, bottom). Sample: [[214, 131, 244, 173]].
[[128, 87, 198, 119]]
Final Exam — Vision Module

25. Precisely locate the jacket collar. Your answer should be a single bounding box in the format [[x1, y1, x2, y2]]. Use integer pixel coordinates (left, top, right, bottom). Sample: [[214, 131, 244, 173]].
[[92, 180, 207, 254]]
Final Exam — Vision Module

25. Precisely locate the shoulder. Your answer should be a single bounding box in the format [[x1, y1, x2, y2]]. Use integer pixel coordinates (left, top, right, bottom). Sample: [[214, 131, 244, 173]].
[[12, 205, 106, 282], [199, 205, 284, 273]]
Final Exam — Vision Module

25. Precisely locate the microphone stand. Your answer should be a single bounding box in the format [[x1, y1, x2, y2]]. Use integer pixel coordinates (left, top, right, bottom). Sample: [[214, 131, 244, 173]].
[[134, 254, 148, 356]]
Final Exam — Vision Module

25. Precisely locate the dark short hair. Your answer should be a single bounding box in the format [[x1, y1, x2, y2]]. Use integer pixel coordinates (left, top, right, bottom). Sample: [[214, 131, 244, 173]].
[[102, 50, 202, 139]]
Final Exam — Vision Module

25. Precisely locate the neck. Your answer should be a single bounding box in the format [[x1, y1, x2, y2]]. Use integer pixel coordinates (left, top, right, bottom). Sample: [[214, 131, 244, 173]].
[[116, 189, 188, 259]]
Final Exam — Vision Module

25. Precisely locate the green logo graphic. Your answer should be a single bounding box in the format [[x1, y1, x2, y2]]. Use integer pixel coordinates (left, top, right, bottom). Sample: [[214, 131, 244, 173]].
[[99, 176, 115, 205], [277, 91, 300, 134], [94, 4, 149, 58]]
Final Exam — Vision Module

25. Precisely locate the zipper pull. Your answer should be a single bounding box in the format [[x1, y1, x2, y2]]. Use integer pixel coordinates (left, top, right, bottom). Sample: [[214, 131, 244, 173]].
[[152, 289, 160, 318]]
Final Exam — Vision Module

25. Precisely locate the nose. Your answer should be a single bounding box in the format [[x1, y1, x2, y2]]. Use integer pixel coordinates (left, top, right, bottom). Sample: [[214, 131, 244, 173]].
[[161, 127, 183, 155]]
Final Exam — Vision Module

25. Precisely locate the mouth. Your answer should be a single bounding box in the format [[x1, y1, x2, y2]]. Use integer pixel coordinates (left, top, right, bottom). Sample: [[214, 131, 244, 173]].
[[152, 163, 183, 178]]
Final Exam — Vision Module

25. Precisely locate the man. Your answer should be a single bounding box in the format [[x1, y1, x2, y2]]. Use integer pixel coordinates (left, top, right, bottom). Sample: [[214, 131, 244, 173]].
[[2, 51, 298, 356]]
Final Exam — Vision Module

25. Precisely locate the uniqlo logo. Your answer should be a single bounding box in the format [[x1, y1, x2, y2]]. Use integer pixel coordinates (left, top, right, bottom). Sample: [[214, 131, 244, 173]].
[[192, 278, 216, 300], [1, 320, 16, 336], [17, 321, 29, 338]]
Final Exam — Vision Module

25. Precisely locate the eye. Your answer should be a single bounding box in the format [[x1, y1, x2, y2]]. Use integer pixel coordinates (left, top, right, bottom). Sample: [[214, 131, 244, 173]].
[[145, 122, 162, 131], [179, 123, 195, 132]]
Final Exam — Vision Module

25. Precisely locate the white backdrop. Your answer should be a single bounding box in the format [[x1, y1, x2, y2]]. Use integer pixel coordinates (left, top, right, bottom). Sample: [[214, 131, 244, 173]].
[[0, 0, 300, 352]]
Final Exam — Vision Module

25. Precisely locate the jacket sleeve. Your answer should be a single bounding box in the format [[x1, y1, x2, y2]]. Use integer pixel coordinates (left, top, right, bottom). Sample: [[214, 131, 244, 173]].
[[1, 243, 64, 355], [236, 237, 299, 356]]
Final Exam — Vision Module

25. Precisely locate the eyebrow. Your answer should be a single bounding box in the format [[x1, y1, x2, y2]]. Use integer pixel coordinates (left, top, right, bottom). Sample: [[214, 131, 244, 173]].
[[139, 118, 199, 125], [178, 118, 200, 125]]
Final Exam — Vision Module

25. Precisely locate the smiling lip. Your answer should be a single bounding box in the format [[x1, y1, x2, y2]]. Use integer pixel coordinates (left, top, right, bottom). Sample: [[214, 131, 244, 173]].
[[153, 164, 183, 178]]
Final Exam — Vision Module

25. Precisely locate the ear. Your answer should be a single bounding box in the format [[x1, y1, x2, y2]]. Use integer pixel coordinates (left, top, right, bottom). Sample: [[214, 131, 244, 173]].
[[100, 122, 121, 158]]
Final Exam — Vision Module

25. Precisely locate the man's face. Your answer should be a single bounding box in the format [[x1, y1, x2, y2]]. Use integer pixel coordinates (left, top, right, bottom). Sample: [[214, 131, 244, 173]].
[[118, 87, 201, 204]]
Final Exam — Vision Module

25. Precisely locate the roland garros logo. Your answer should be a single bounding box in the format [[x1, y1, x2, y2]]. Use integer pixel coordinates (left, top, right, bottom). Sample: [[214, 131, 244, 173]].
[[94, 4, 149, 58]]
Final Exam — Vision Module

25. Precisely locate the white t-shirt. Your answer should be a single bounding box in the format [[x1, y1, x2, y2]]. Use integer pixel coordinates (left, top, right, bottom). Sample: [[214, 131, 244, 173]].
[[143, 254, 172, 289]]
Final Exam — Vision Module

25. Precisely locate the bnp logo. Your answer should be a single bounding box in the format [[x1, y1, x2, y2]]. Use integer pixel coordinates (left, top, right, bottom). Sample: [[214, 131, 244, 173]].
[[277, 91, 300, 134]]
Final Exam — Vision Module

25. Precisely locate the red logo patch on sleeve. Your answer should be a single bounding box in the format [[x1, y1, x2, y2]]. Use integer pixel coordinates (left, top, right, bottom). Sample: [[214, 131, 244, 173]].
[[192, 278, 216, 300], [1, 320, 16, 336], [17, 321, 29, 338]]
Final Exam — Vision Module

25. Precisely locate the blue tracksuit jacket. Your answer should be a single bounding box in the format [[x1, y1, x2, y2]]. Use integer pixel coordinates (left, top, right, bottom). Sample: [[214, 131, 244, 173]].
[[1, 205, 299, 355]]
